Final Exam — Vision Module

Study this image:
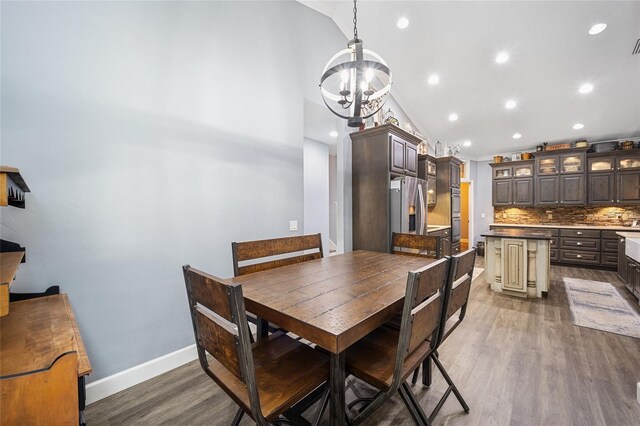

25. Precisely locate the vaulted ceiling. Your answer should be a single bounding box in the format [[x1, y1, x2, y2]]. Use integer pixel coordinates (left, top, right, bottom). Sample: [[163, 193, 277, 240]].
[[301, 1, 640, 159]]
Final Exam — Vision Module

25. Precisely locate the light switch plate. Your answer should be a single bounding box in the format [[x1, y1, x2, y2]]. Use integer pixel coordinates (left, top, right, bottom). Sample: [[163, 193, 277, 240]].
[[481, 213, 486, 219], [289, 220, 298, 231]]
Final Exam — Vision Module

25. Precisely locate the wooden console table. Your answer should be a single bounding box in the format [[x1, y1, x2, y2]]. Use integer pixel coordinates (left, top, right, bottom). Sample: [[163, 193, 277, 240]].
[[0, 294, 91, 424]]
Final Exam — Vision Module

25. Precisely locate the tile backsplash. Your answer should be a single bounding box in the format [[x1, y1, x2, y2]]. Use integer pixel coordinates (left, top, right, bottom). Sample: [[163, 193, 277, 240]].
[[494, 206, 640, 226]]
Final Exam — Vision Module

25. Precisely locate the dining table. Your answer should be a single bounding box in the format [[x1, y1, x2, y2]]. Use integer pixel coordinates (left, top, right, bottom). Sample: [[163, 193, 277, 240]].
[[229, 250, 436, 426]]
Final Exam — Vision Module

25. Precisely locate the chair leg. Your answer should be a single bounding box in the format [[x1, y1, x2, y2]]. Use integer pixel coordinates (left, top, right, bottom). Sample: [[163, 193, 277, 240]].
[[428, 353, 469, 423], [311, 386, 330, 426], [421, 357, 432, 387], [411, 367, 420, 385], [231, 408, 244, 426], [397, 382, 430, 426], [348, 391, 387, 426], [257, 318, 269, 339]]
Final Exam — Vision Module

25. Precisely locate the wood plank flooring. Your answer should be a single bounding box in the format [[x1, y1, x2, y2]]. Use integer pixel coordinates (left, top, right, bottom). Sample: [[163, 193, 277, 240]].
[[85, 260, 640, 425]]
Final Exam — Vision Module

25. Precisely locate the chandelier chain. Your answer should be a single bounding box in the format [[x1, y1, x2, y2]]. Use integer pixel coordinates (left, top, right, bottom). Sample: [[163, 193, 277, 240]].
[[352, 0, 358, 40]]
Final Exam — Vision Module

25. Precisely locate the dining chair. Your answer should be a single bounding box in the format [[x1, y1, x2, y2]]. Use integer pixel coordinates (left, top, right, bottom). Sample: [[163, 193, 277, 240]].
[[414, 248, 477, 424], [232, 234, 324, 339], [343, 257, 451, 425], [391, 232, 441, 259], [182, 265, 330, 426]]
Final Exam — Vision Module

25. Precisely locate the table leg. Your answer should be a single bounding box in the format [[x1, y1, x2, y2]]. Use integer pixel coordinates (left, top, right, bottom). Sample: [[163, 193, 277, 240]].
[[330, 352, 346, 426]]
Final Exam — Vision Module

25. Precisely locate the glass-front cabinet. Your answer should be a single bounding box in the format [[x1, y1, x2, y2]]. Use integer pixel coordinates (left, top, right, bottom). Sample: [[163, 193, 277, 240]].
[[493, 165, 512, 179], [537, 157, 558, 175], [560, 154, 584, 173], [588, 157, 615, 172], [618, 155, 640, 170], [514, 163, 533, 177]]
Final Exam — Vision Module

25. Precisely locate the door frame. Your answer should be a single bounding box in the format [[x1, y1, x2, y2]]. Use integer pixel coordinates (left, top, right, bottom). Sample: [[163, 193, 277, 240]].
[[461, 179, 474, 248]]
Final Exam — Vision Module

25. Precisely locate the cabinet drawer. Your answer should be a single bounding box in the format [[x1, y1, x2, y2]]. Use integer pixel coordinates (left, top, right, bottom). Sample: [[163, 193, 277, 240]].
[[601, 230, 623, 240], [559, 229, 600, 238], [452, 242, 461, 254], [560, 237, 600, 251], [601, 253, 618, 267], [537, 228, 559, 236], [559, 250, 600, 265], [601, 239, 619, 253], [549, 237, 559, 248], [442, 228, 451, 237], [550, 249, 559, 262], [428, 230, 443, 238]]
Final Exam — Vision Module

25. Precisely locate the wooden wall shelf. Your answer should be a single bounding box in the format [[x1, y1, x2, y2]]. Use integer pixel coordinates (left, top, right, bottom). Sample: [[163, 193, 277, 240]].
[[0, 251, 25, 316], [0, 166, 30, 208]]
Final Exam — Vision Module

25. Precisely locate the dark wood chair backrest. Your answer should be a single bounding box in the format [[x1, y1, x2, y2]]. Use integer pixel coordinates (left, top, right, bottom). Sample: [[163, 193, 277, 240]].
[[391, 257, 451, 389], [391, 232, 441, 259], [182, 265, 262, 420], [438, 248, 477, 346], [232, 234, 324, 277]]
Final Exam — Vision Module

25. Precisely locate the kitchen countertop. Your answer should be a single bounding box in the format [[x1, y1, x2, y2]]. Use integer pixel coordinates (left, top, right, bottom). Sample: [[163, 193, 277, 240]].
[[616, 232, 640, 239], [491, 223, 640, 231], [482, 229, 554, 240], [426, 225, 451, 232]]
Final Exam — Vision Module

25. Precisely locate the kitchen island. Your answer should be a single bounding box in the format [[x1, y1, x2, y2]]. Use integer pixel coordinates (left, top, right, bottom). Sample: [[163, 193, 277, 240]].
[[482, 229, 553, 298]]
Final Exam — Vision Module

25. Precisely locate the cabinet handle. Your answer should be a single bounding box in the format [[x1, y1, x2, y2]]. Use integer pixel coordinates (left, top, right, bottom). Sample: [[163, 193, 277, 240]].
[[560, 201, 563, 203], [577, 242, 582, 246], [577, 232, 583, 235], [577, 255, 582, 258], [621, 239, 625, 243]]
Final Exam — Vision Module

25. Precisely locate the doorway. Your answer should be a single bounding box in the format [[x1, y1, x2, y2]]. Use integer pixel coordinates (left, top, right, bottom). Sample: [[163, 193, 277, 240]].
[[460, 181, 471, 251]]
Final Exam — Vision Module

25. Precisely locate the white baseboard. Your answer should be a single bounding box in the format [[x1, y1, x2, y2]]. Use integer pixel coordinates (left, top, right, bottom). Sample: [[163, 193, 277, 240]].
[[85, 344, 198, 405], [637, 382, 640, 404]]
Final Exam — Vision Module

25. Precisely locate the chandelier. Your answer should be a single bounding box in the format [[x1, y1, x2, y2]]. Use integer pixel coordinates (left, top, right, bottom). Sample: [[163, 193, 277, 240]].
[[319, 0, 392, 128]]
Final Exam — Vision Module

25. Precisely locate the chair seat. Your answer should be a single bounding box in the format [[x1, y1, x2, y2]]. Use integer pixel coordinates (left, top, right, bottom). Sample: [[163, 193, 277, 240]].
[[346, 326, 432, 391], [208, 332, 328, 421]]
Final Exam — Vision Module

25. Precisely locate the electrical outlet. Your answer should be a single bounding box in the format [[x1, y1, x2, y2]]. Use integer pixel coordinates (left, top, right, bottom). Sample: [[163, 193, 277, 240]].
[[502, 212, 507, 219], [481, 213, 486, 219], [548, 213, 553, 220], [289, 220, 298, 231]]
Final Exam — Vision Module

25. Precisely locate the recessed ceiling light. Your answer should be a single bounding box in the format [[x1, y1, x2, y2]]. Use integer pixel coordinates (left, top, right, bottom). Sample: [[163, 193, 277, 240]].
[[329, 131, 338, 138], [588, 23, 607, 35], [579, 83, 594, 94], [513, 133, 522, 139], [463, 140, 472, 147], [397, 17, 409, 29], [428, 74, 440, 85], [573, 123, 584, 130], [448, 113, 459, 122], [495, 52, 509, 64], [505, 100, 517, 109]]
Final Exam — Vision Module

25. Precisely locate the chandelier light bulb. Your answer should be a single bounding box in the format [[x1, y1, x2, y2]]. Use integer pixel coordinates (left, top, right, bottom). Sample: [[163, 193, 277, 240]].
[[365, 68, 374, 83]]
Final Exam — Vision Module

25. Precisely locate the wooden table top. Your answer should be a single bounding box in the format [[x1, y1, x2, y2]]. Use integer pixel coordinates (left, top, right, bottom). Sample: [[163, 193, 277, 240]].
[[0, 294, 92, 377], [230, 250, 435, 353]]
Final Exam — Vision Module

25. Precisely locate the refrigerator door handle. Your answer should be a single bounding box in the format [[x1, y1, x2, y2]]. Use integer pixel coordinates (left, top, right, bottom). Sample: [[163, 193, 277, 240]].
[[417, 183, 426, 235]]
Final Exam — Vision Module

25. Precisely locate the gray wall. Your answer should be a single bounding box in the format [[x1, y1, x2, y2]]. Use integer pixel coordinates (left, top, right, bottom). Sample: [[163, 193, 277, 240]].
[[0, 1, 347, 382], [472, 160, 494, 244], [303, 138, 330, 251], [329, 154, 337, 246]]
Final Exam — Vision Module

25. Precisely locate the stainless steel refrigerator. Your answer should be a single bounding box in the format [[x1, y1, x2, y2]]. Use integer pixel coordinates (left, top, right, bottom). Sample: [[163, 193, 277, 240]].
[[390, 176, 428, 236]]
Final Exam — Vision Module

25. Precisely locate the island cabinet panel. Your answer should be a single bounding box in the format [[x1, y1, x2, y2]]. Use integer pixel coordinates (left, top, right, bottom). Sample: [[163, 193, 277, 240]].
[[618, 236, 628, 281], [617, 172, 640, 204], [588, 173, 615, 204], [501, 239, 527, 293], [513, 178, 534, 206], [559, 174, 585, 205], [493, 180, 512, 206], [535, 176, 559, 205]]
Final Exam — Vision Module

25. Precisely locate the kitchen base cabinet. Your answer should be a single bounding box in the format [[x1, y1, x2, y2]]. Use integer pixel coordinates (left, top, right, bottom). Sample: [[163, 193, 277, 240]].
[[618, 236, 628, 281]]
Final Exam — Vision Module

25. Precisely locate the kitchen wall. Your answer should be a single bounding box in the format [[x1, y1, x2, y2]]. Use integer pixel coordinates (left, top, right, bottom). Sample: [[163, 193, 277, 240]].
[[472, 160, 494, 244], [303, 139, 330, 251], [0, 1, 350, 382], [329, 154, 338, 247], [494, 206, 640, 226]]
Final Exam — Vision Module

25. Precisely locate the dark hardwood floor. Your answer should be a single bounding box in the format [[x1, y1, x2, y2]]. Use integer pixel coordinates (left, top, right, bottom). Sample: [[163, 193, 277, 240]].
[[85, 259, 640, 425]]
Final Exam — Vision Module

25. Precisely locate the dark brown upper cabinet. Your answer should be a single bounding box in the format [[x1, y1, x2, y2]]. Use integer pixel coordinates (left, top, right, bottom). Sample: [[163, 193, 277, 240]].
[[450, 162, 461, 189], [513, 177, 534, 205], [535, 175, 559, 205], [389, 134, 418, 177], [617, 172, 640, 204], [559, 174, 585, 205], [588, 173, 615, 204]]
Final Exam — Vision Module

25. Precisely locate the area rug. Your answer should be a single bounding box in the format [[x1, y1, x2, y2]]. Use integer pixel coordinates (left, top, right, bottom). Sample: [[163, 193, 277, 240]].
[[472, 267, 484, 282], [563, 277, 640, 339]]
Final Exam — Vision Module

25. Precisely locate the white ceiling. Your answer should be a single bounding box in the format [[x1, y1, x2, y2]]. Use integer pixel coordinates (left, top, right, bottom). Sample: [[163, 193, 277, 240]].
[[301, 1, 640, 159]]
